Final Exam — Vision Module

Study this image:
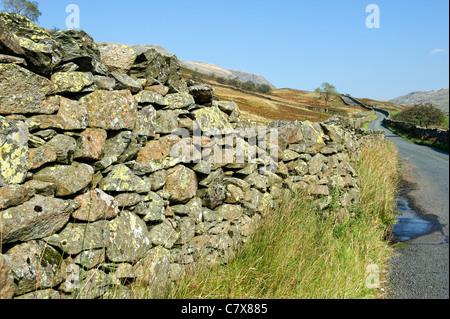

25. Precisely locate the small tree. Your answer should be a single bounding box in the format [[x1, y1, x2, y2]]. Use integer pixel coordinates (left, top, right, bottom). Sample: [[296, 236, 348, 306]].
[[393, 103, 445, 128], [315, 82, 339, 113], [242, 81, 256, 91], [1, 0, 41, 22], [257, 84, 272, 94]]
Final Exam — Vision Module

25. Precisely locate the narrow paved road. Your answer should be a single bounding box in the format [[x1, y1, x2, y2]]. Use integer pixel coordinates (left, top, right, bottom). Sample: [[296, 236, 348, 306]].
[[369, 112, 449, 299]]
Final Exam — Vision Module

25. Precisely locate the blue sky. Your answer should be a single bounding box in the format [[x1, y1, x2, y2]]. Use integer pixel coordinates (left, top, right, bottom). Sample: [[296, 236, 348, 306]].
[[26, 0, 450, 100]]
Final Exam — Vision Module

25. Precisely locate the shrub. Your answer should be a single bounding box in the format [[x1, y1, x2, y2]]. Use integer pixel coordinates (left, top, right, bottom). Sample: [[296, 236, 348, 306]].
[[393, 103, 445, 128]]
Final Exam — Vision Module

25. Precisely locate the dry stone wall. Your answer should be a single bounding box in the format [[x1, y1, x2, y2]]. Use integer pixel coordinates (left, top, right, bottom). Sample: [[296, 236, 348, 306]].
[[383, 118, 449, 145], [0, 13, 385, 299]]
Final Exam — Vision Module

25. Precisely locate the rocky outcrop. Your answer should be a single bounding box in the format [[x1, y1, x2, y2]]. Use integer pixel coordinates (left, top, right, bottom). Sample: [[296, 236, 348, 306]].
[[390, 88, 449, 114], [0, 13, 385, 299]]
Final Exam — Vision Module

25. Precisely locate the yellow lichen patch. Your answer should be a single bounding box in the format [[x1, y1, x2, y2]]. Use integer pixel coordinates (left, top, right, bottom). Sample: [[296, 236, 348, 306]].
[[0, 143, 28, 184], [2, 211, 13, 219], [193, 106, 233, 134], [17, 37, 52, 54], [110, 165, 132, 182], [51, 72, 93, 93]]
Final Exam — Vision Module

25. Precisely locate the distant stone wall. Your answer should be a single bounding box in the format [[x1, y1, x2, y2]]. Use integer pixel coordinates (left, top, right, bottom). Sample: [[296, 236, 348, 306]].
[[0, 13, 385, 299], [383, 118, 449, 145]]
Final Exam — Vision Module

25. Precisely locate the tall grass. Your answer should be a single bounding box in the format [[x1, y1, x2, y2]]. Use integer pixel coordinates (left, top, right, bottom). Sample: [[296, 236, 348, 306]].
[[167, 140, 399, 299]]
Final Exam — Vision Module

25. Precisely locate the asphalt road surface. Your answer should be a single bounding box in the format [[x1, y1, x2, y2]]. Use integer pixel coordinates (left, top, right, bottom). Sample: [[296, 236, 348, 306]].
[[369, 112, 449, 299]]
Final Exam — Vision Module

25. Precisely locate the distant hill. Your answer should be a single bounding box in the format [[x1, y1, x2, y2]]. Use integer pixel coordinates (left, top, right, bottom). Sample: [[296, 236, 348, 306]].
[[127, 44, 275, 88], [180, 61, 236, 80], [228, 69, 276, 88], [127, 44, 175, 57], [390, 88, 449, 113], [181, 61, 276, 88]]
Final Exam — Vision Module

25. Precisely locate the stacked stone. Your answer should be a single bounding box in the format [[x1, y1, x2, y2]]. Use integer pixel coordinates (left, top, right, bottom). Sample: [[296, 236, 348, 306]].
[[383, 118, 449, 145], [0, 13, 384, 299]]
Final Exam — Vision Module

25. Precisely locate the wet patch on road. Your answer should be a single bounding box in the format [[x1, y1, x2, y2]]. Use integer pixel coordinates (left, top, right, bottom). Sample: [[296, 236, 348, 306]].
[[391, 195, 439, 242]]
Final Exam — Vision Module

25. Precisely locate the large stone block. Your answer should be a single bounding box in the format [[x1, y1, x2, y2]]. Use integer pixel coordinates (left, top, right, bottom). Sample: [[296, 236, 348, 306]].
[[164, 165, 198, 203], [32, 162, 94, 196], [81, 90, 138, 130], [73, 189, 119, 222], [1, 195, 78, 244], [4, 240, 68, 295], [192, 106, 233, 134], [51, 71, 95, 93], [107, 211, 152, 263], [0, 13, 62, 75], [0, 64, 56, 115], [52, 29, 108, 74], [97, 42, 137, 74], [99, 164, 150, 193]]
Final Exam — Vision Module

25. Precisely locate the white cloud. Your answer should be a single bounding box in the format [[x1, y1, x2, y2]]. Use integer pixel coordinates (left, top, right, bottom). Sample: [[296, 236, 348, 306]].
[[430, 48, 445, 55]]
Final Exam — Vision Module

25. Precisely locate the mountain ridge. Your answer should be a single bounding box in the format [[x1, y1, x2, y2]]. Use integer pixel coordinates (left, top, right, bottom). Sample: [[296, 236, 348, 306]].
[[127, 44, 275, 89], [389, 88, 449, 113]]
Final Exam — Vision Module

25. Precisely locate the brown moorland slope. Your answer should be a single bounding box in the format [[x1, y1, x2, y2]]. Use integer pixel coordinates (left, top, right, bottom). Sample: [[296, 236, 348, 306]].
[[181, 67, 403, 125]]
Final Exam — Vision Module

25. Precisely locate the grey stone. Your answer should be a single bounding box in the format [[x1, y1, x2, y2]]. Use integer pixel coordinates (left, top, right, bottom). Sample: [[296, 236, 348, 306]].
[[1, 195, 78, 244], [152, 110, 179, 134], [148, 219, 179, 249], [0, 13, 63, 75], [45, 134, 77, 164], [0, 254, 16, 299], [46, 220, 110, 255], [0, 64, 56, 115], [308, 153, 327, 175], [93, 75, 116, 90], [135, 192, 166, 222], [33, 163, 94, 196], [216, 204, 243, 221], [189, 85, 215, 104], [133, 246, 171, 298], [51, 71, 94, 93], [114, 193, 142, 208], [23, 180, 57, 196], [107, 211, 152, 263], [99, 164, 151, 193], [198, 182, 227, 209], [0, 184, 35, 210], [110, 71, 142, 93], [52, 28, 108, 75], [164, 165, 198, 203], [73, 249, 105, 270], [146, 170, 168, 191], [134, 105, 157, 137], [165, 92, 195, 109], [176, 217, 196, 245], [81, 90, 138, 130], [4, 240, 68, 294], [192, 106, 233, 134], [97, 42, 137, 74], [135, 91, 168, 106], [72, 189, 119, 222]]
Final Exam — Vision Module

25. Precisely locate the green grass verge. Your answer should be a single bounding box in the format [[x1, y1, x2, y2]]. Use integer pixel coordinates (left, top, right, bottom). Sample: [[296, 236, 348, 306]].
[[167, 140, 399, 299]]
